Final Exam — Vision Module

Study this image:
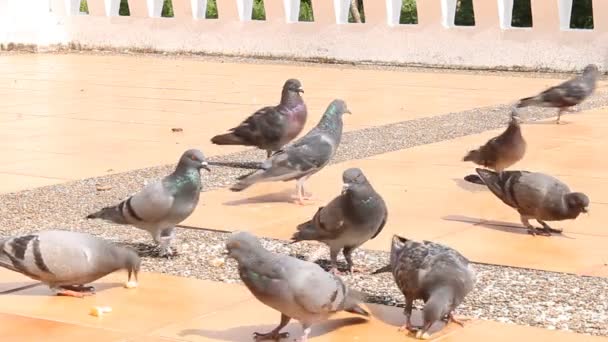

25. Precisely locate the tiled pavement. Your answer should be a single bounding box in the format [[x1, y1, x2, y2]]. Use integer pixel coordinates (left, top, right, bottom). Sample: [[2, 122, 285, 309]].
[[0, 54, 607, 341]]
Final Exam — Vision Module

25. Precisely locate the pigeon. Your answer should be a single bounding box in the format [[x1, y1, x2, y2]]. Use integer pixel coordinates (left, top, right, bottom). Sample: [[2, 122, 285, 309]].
[[230, 99, 350, 204], [463, 110, 526, 184], [0, 230, 140, 298], [87, 149, 210, 256], [373, 235, 476, 340], [291, 168, 387, 274], [475, 168, 589, 236], [225, 231, 369, 342], [516, 64, 599, 124], [211, 79, 307, 158]]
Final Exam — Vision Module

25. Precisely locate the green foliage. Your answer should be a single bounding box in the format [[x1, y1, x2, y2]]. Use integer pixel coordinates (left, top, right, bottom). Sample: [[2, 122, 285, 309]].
[[206, 0, 218, 19], [454, 0, 474, 26], [299, 0, 314, 22], [400, 0, 418, 24], [252, 0, 266, 20], [119, 0, 130, 16], [79, 0, 89, 14], [161, 0, 174, 17], [570, 0, 593, 29]]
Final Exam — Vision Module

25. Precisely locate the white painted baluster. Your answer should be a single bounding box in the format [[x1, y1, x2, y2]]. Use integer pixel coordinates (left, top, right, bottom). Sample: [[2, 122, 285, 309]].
[[386, 0, 401, 26], [284, 0, 300, 23], [498, 0, 513, 29], [147, 0, 163, 17], [333, 0, 350, 24], [558, 0, 573, 30], [191, 0, 208, 18], [105, 0, 120, 16], [64, 0, 80, 15], [237, 0, 253, 21], [441, 0, 457, 27]]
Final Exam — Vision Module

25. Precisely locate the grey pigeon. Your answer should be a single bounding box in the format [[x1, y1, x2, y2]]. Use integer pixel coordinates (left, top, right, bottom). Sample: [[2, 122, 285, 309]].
[[87, 149, 210, 256], [463, 110, 526, 184], [373, 235, 476, 340], [211, 79, 307, 158], [0, 230, 140, 297], [291, 168, 387, 274], [230, 99, 350, 205], [516, 64, 599, 124], [476, 168, 589, 236], [225, 231, 369, 342]]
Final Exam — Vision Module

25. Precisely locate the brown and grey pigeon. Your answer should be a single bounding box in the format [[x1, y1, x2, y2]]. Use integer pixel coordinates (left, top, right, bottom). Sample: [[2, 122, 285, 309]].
[[463, 110, 526, 184], [230, 99, 350, 204], [225, 231, 369, 342], [516, 64, 599, 124], [291, 168, 387, 274], [373, 235, 476, 340], [87, 149, 210, 257], [476, 168, 589, 236], [211, 79, 307, 157], [0, 230, 140, 297]]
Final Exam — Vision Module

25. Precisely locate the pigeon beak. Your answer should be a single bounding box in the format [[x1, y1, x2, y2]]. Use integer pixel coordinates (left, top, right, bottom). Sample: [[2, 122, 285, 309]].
[[341, 183, 350, 193], [583, 206, 589, 214], [297, 88, 304, 94], [201, 162, 211, 172], [345, 109, 352, 115]]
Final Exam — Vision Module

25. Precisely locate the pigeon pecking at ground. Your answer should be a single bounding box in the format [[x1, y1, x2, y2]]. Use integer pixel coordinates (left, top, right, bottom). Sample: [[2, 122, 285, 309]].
[[475, 168, 589, 236], [225, 231, 369, 342], [87, 149, 210, 257], [463, 109, 526, 184], [230, 99, 350, 205], [291, 167, 387, 275], [372, 235, 476, 340], [516, 64, 599, 124], [211, 79, 307, 158], [0, 230, 140, 298]]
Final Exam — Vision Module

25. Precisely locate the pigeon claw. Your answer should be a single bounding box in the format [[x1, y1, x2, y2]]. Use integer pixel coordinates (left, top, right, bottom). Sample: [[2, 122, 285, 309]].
[[415, 330, 431, 340], [252, 331, 289, 341], [56, 289, 95, 298], [329, 267, 344, 276]]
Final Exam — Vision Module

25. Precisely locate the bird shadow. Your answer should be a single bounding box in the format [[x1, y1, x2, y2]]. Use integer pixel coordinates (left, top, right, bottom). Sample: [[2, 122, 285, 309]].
[[0, 281, 126, 296], [179, 317, 368, 342], [120, 242, 169, 258], [442, 215, 576, 239], [451, 177, 487, 192], [524, 120, 569, 125], [365, 304, 448, 337], [223, 189, 297, 206]]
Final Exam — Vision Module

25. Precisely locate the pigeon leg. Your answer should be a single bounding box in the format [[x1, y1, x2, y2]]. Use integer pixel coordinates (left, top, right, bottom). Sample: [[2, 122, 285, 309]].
[[158, 228, 176, 258], [556, 108, 564, 124], [537, 220, 563, 234], [520, 216, 549, 236], [329, 248, 343, 275], [398, 298, 416, 333], [447, 312, 471, 327], [253, 313, 291, 341], [415, 322, 433, 340], [343, 246, 364, 273], [266, 150, 273, 158], [295, 325, 312, 342]]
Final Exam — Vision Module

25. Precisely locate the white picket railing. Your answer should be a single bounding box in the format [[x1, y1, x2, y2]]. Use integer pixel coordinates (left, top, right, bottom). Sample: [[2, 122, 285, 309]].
[[1, 0, 607, 71]]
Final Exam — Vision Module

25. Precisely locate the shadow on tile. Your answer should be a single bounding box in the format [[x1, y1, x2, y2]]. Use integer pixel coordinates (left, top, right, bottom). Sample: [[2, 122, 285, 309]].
[[178, 317, 368, 341], [0, 281, 125, 296], [223, 189, 296, 206], [442, 215, 577, 239], [365, 305, 452, 339], [0, 282, 41, 295]]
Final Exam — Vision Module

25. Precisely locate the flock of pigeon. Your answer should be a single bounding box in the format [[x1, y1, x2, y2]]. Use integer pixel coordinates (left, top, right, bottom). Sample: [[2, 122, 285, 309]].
[[0, 65, 599, 341]]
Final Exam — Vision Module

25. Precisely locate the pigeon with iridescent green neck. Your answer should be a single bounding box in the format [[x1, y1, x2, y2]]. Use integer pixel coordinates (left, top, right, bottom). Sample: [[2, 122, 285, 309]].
[[230, 99, 350, 205], [87, 149, 210, 257]]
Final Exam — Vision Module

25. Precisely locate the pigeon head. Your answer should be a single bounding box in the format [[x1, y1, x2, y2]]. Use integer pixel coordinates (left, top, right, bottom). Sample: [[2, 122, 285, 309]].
[[422, 286, 454, 335], [565, 192, 589, 214], [389, 235, 409, 270], [225, 231, 265, 263], [283, 78, 304, 94], [341, 168, 368, 193], [327, 99, 351, 117], [177, 149, 210, 172], [583, 64, 599, 78]]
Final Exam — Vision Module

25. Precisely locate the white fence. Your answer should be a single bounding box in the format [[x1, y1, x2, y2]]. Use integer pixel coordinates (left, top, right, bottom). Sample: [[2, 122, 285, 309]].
[[0, 0, 607, 71]]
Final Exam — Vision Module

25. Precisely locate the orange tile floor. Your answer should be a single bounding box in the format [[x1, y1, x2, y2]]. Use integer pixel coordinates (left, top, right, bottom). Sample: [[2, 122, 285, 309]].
[[0, 54, 607, 341]]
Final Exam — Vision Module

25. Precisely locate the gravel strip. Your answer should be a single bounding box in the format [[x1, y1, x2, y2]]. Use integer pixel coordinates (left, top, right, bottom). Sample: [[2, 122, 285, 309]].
[[0, 92, 607, 336]]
